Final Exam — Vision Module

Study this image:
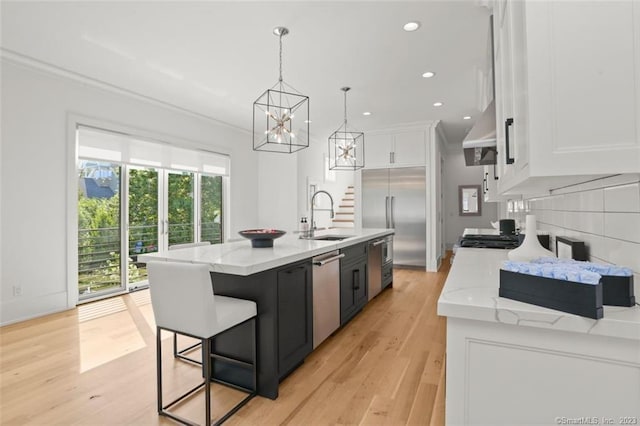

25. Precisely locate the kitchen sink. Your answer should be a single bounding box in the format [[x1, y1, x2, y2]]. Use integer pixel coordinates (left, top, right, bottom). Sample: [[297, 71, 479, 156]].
[[311, 235, 354, 241]]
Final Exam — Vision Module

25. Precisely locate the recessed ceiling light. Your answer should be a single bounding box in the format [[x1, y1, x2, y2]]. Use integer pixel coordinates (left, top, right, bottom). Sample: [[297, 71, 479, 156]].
[[463, 116, 472, 120], [362, 112, 372, 116], [304, 120, 312, 123], [422, 71, 435, 78], [433, 102, 443, 107], [403, 21, 420, 32]]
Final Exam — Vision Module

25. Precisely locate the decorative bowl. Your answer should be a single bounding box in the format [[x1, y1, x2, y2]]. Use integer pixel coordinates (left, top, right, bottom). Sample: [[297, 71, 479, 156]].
[[238, 229, 286, 248]]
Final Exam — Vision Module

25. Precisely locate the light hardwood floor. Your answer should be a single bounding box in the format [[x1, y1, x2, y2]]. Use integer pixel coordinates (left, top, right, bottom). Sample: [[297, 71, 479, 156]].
[[0, 257, 450, 425]]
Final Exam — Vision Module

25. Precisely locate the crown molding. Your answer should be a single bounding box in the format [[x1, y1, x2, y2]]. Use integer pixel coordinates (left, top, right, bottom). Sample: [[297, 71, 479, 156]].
[[0, 48, 251, 135]]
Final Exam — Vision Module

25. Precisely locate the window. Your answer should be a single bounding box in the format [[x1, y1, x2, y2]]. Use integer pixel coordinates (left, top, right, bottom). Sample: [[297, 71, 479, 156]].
[[76, 126, 228, 300]]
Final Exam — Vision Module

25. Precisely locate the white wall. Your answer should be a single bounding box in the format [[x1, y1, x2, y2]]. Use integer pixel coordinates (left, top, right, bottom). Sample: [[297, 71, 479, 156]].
[[256, 151, 298, 231], [0, 58, 259, 325], [296, 136, 354, 230], [432, 124, 447, 267], [501, 174, 640, 286], [444, 148, 498, 248]]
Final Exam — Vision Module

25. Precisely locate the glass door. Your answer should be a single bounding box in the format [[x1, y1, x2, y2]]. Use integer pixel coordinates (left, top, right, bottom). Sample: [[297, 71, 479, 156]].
[[166, 171, 195, 247], [127, 167, 159, 287], [77, 161, 123, 299], [77, 164, 221, 298], [200, 175, 223, 244]]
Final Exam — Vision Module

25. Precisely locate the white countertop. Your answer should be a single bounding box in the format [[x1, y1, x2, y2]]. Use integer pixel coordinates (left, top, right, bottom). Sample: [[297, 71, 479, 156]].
[[138, 228, 393, 276], [437, 247, 640, 341]]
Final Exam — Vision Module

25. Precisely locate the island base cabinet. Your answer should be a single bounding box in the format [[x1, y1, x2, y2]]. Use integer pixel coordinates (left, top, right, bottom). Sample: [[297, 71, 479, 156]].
[[340, 258, 368, 326], [277, 263, 313, 379], [210, 259, 312, 400], [445, 317, 640, 425]]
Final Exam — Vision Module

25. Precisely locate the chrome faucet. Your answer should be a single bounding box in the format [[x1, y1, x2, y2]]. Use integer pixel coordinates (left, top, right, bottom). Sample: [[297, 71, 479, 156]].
[[305, 190, 334, 238]]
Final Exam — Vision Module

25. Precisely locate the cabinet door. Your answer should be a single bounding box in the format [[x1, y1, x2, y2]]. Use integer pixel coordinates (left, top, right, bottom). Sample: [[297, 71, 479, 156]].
[[526, 0, 639, 175], [482, 166, 490, 202], [364, 133, 393, 168], [351, 259, 368, 311], [483, 165, 501, 202], [493, 14, 507, 179], [508, 0, 529, 174], [496, 0, 640, 194], [339, 262, 356, 325], [498, 0, 515, 179], [392, 129, 426, 166], [496, 0, 530, 192], [277, 262, 312, 378], [340, 258, 367, 325]]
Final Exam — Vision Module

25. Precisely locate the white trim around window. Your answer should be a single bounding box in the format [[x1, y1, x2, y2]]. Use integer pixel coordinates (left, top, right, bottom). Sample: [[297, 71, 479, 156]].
[[66, 113, 232, 308]]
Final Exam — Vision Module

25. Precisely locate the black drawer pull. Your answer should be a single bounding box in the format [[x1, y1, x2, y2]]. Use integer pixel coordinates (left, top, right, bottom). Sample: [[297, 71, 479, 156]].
[[353, 269, 360, 290], [505, 117, 514, 165]]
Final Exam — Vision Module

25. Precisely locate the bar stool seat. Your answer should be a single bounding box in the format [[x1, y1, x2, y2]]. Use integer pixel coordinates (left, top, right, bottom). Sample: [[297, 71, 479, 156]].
[[148, 261, 257, 426], [167, 242, 212, 365]]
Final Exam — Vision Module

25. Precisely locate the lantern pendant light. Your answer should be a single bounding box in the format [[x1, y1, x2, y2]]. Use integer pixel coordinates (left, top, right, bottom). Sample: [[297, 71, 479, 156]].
[[253, 27, 309, 153], [328, 87, 364, 170]]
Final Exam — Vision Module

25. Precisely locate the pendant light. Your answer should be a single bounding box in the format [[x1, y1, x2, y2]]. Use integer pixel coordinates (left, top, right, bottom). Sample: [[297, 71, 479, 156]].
[[328, 87, 364, 170], [253, 27, 309, 153]]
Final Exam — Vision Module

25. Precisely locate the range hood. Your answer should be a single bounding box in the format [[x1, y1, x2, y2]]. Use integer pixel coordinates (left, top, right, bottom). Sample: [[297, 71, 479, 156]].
[[464, 14, 497, 167], [462, 99, 497, 166]]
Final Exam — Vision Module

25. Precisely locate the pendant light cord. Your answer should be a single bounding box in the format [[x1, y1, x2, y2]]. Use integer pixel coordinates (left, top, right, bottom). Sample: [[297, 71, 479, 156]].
[[279, 33, 283, 83], [344, 90, 348, 126]]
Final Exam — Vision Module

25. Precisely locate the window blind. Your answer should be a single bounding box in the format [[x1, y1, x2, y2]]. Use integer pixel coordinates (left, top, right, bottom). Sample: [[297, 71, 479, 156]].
[[77, 125, 230, 176]]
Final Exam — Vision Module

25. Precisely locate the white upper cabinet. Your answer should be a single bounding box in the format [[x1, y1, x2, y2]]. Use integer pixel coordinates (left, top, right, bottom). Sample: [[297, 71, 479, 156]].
[[364, 133, 394, 168], [482, 164, 504, 202], [364, 127, 428, 168], [493, 0, 640, 194]]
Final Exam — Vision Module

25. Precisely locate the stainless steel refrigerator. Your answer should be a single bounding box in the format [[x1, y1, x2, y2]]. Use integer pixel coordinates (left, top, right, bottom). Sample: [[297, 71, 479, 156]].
[[362, 167, 426, 268]]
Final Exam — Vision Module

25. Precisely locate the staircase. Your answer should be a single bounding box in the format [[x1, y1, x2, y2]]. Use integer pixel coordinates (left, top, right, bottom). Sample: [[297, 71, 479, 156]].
[[332, 186, 355, 229]]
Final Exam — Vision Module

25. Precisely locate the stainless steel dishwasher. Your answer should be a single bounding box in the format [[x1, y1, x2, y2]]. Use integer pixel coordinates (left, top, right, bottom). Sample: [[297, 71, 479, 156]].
[[368, 238, 385, 300], [312, 250, 344, 348]]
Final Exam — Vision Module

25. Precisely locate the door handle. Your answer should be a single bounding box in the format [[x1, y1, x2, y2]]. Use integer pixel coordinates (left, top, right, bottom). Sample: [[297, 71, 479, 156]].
[[390, 196, 396, 229], [353, 269, 360, 290], [505, 118, 514, 165], [313, 253, 345, 266], [483, 172, 488, 194], [371, 239, 385, 247], [385, 196, 390, 228]]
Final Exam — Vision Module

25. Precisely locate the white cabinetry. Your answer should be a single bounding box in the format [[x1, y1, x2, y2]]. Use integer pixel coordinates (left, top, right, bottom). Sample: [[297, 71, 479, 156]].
[[446, 317, 640, 425], [364, 127, 427, 168], [482, 165, 503, 202], [493, 0, 640, 194]]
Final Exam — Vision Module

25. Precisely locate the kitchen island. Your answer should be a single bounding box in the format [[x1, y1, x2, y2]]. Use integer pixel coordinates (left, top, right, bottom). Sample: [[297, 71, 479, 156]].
[[140, 228, 394, 399], [438, 248, 640, 425]]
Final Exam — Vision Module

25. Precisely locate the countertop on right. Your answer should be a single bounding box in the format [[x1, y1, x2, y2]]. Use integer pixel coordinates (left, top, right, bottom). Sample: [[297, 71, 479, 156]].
[[437, 247, 640, 341]]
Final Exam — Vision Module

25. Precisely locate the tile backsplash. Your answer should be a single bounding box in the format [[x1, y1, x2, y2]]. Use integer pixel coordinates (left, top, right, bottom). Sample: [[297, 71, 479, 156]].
[[502, 174, 640, 285]]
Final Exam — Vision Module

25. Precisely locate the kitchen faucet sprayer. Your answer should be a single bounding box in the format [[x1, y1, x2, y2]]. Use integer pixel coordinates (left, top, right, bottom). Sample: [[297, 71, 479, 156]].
[[305, 190, 334, 238]]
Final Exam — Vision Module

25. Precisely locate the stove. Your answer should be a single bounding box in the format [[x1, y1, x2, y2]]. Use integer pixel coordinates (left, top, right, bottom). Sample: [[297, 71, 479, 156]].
[[458, 234, 520, 249]]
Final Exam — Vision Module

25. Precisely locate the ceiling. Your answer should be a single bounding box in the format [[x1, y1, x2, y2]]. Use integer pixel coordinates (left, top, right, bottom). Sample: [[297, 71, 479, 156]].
[[0, 1, 491, 146]]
